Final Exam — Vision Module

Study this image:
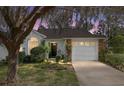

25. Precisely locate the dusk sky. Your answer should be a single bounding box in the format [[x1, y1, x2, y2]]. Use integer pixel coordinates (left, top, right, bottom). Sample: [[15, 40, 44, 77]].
[[33, 18, 41, 30]]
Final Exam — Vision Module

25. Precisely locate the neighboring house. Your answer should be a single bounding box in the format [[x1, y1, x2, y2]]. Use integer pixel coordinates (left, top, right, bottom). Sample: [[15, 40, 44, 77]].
[[0, 28, 105, 62], [0, 44, 8, 60]]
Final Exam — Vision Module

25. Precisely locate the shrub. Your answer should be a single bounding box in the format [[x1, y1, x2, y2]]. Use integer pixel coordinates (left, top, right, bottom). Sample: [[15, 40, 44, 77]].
[[56, 55, 61, 63], [30, 46, 47, 62], [19, 51, 25, 63], [31, 54, 44, 63], [55, 54, 68, 63], [111, 47, 124, 54], [30, 41, 50, 62], [63, 56, 68, 63], [0, 59, 8, 65], [60, 54, 69, 63], [31, 46, 44, 56], [61, 55, 65, 60], [23, 55, 31, 63], [109, 34, 124, 53], [105, 53, 124, 66]]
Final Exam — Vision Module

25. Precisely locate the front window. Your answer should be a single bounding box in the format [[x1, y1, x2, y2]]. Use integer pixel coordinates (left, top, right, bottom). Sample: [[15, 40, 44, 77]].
[[29, 37, 39, 51]]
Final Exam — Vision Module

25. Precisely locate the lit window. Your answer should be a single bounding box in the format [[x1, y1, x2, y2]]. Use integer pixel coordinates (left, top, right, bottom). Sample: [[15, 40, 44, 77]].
[[85, 42, 90, 46], [29, 37, 39, 50], [80, 42, 85, 46]]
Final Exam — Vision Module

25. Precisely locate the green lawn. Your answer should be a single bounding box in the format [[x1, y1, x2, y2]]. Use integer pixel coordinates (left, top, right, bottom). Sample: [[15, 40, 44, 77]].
[[0, 62, 79, 86]]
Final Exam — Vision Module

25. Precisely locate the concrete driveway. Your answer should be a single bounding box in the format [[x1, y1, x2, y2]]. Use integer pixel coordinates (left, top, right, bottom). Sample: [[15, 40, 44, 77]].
[[72, 61, 124, 86]]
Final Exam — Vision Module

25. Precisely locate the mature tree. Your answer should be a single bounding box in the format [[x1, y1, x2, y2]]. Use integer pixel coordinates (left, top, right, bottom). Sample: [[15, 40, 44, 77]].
[[41, 7, 105, 30], [0, 6, 54, 84], [41, 7, 74, 29], [94, 7, 124, 48]]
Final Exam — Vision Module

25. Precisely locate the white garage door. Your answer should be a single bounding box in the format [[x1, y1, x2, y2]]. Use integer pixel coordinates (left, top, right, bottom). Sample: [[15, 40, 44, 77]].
[[72, 39, 98, 61]]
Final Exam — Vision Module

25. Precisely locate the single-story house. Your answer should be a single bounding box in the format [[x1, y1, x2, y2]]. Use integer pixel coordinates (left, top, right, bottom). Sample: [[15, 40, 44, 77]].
[[0, 28, 105, 62]]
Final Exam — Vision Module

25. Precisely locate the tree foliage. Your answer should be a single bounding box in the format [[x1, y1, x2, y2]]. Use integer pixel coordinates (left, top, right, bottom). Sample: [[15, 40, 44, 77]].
[[109, 34, 124, 53], [41, 6, 124, 37]]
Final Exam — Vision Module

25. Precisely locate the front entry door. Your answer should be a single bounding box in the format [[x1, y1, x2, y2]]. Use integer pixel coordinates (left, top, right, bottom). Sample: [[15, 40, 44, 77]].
[[49, 42, 57, 58]]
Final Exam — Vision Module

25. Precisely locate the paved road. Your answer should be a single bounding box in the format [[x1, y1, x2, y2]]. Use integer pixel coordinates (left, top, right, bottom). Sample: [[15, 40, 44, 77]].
[[72, 61, 124, 86]]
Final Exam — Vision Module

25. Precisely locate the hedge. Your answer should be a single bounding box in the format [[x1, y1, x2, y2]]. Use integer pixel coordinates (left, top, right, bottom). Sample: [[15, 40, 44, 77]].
[[105, 53, 124, 66]]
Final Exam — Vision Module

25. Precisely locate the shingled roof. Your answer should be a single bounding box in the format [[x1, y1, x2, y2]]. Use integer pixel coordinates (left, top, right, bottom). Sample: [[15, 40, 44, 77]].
[[38, 28, 105, 39]]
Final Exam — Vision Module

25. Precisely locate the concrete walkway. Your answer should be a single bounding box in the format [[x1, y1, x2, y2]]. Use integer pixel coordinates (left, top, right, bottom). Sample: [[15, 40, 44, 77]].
[[73, 61, 124, 86]]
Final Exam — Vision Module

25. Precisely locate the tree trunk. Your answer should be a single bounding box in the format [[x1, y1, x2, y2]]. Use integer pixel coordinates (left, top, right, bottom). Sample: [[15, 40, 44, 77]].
[[6, 50, 19, 84]]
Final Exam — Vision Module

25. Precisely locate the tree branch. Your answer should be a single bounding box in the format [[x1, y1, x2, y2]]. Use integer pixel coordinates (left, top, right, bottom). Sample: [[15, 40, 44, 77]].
[[19, 6, 41, 29], [0, 7, 13, 29], [16, 6, 55, 46], [0, 31, 12, 49]]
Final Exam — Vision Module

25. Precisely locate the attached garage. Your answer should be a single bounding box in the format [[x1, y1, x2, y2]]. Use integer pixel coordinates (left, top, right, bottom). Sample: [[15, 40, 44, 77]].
[[72, 39, 98, 62]]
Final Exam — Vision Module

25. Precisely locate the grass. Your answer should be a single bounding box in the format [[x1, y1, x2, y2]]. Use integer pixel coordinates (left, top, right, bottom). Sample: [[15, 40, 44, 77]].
[[0, 62, 79, 86]]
